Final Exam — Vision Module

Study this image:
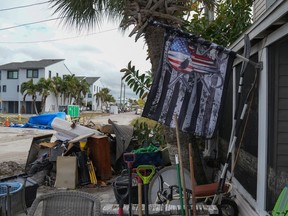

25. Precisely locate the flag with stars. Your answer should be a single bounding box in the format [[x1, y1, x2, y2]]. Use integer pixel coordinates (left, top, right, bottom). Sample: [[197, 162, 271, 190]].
[[142, 34, 236, 138]]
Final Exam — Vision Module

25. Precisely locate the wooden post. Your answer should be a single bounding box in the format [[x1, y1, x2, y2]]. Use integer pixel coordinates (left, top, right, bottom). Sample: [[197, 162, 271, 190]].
[[189, 143, 197, 216]]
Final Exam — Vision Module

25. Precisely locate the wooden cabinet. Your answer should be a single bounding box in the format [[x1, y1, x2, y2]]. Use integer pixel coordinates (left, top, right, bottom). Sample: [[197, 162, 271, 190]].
[[87, 135, 112, 180]]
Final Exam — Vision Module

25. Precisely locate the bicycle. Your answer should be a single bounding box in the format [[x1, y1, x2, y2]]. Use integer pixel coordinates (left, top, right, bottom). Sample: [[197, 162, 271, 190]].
[[148, 165, 238, 216]]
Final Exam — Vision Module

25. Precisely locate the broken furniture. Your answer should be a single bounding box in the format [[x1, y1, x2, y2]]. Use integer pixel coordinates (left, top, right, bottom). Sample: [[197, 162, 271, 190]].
[[0, 182, 27, 216], [27, 191, 101, 216], [87, 135, 112, 180]]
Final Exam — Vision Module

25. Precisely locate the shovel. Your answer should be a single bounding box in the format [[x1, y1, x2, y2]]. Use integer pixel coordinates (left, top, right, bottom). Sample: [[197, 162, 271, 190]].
[[123, 153, 136, 216], [136, 165, 155, 216]]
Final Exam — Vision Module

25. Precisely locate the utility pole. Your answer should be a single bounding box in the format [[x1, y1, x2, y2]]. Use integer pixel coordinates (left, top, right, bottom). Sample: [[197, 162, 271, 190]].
[[120, 80, 123, 111]]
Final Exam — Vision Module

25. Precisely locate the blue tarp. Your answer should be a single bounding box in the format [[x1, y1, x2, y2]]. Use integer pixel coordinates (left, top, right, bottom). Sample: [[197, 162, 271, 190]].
[[11, 112, 66, 129]]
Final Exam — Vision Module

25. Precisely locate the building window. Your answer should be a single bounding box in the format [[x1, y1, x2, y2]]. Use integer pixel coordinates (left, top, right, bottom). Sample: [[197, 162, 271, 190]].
[[3, 85, 6, 92], [88, 93, 92, 98], [49, 70, 52, 78], [0, 71, 1, 80], [7, 71, 18, 79], [17, 85, 19, 92], [56, 73, 59, 77], [27, 69, 38, 78]]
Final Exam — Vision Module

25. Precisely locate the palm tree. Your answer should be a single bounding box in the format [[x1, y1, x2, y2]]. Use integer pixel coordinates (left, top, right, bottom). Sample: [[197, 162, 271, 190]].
[[62, 74, 77, 104], [36, 78, 53, 113], [51, 76, 64, 110], [21, 79, 39, 114], [74, 78, 90, 105], [95, 88, 115, 112]]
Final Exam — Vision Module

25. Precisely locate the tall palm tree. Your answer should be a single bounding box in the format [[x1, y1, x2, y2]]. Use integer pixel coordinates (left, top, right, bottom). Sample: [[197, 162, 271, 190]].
[[62, 74, 77, 104], [74, 78, 90, 105], [95, 87, 115, 112], [21, 79, 39, 114], [51, 76, 64, 110], [36, 78, 53, 113]]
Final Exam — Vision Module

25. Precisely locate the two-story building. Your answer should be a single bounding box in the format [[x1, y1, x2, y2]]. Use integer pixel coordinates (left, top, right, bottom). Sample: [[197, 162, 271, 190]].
[[0, 59, 101, 114], [76, 76, 102, 112]]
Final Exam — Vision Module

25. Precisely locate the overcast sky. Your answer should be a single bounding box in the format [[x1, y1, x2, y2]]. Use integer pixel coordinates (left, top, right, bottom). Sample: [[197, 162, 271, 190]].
[[0, 1, 151, 100]]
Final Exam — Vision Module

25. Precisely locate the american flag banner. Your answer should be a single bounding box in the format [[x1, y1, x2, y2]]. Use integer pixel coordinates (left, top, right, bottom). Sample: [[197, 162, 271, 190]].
[[142, 34, 236, 138]]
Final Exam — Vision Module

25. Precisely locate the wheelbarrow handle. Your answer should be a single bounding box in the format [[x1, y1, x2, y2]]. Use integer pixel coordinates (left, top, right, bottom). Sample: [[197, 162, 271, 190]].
[[136, 165, 155, 185], [123, 153, 136, 168]]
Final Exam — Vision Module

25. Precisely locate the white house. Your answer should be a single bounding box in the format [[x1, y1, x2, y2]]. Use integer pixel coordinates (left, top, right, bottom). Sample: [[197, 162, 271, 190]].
[[0, 59, 101, 114], [218, 0, 288, 215], [76, 76, 102, 112]]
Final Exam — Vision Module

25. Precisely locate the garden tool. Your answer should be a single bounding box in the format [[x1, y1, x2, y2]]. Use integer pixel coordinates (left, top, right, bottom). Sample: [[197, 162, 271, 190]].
[[123, 153, 136, 216], [136, 165, 155, 216]]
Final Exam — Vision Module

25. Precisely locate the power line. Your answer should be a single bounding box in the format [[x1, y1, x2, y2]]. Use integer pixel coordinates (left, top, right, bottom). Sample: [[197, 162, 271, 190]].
[[0, 17, 66, 31], [0, 28, 118, 44], [0, 1, 50, 12]]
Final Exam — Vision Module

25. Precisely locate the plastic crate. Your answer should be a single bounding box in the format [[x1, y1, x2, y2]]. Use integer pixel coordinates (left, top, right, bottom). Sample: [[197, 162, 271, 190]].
[[133, 152, 163, 168]]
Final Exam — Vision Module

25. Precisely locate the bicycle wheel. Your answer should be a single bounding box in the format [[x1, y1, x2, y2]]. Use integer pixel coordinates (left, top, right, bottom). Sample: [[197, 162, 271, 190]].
[[148, 165, 192, 205]]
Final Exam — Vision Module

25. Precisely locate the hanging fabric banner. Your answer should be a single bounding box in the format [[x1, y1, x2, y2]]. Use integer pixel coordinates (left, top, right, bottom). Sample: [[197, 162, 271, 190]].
[[142, 33, 236, 138]]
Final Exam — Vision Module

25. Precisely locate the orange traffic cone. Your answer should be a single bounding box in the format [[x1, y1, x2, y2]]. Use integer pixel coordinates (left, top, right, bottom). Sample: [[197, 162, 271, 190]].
[[4, 117, 9, 127]]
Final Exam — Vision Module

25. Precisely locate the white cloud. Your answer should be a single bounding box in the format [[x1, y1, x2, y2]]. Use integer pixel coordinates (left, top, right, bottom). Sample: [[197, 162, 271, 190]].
[[0, 1, 151, 99]]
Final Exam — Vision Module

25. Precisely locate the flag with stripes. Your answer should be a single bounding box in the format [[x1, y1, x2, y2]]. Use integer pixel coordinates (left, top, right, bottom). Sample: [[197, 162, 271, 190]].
[[142, 34, 236, 138]]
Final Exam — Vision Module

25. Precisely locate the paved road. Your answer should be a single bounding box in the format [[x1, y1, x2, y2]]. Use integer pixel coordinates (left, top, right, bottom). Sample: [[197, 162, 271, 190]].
[[0, 112, 139, 164]]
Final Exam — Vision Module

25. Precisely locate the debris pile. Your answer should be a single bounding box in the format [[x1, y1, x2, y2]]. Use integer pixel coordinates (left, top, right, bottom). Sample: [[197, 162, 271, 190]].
[[0, 161, 25, 179]]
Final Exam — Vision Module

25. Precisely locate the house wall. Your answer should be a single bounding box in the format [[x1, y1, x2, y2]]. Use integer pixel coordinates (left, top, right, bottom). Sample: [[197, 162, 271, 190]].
[[253, 0, 277, 21], [253, 0, 266, 21], [221, 1, 288, 214], [93, 84, 103, 112], [266, 36, 288, 210], [0, 60, 74, 114]]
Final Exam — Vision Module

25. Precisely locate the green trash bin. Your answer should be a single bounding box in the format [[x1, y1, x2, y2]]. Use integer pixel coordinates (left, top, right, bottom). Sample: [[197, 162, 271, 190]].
[[68, 105, 80, 118]]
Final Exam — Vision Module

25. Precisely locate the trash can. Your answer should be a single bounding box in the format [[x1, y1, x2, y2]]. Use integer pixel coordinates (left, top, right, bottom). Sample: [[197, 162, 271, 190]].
[[0, 182, 25, 216], [68, 105, 80, 118]]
